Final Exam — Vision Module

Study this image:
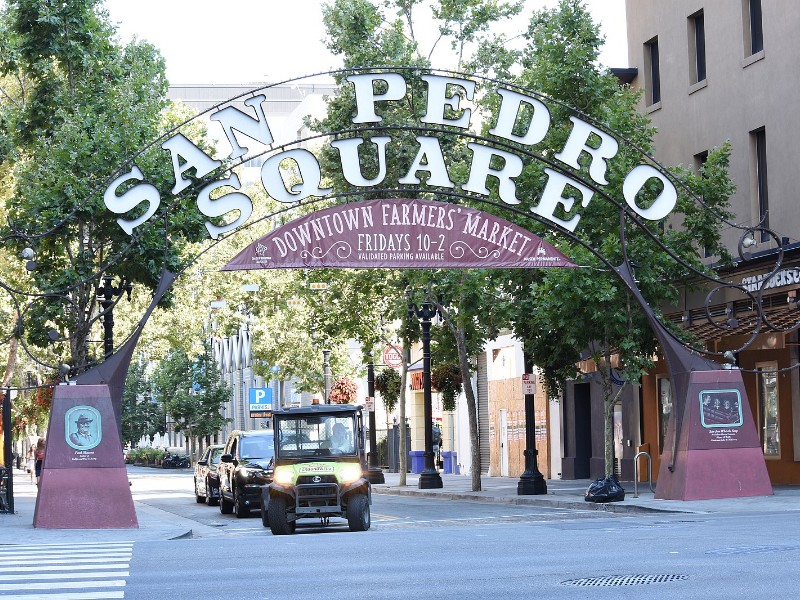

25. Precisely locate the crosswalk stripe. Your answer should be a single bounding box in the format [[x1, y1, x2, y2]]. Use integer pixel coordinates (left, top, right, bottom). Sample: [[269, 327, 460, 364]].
[[0, 542, 132, 553], [0, 570, 129, 582], [0, 579, 126, 592], [0, 556, 132, 566], [0, 563, 130, 573], [0, 551, 132, 560], [0, 592, 124, 600], [0, 542, 132, 599]]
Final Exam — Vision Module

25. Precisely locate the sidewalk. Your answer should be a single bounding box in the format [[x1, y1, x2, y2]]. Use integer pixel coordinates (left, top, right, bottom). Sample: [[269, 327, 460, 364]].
[[0, 466, 221, 545], [373, 472, 800, 515], [3, 466, 800, 545]]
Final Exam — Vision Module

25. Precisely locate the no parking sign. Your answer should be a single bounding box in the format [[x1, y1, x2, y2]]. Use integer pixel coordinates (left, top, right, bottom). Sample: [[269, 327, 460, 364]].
[[383, 345, 403, 369]]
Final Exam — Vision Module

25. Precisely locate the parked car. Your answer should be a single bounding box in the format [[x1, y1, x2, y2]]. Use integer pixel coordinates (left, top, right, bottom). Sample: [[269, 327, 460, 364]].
[[217, 430, 275, 518], [194, 444, 225, 506], [162, 452, 190, 468]]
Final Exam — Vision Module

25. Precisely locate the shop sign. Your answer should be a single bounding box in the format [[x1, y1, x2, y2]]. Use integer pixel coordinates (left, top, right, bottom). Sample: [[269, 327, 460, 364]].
[[741, 267, 800, 293]]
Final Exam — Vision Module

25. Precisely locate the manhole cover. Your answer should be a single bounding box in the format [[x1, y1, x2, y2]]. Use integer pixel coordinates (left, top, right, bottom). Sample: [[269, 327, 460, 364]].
[[561, 574, 688, 587]]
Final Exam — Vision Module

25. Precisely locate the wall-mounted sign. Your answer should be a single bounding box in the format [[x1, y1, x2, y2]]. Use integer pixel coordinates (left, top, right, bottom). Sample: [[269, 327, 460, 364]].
[[741, 267, 800, 293], [410, 371, 424, 391]]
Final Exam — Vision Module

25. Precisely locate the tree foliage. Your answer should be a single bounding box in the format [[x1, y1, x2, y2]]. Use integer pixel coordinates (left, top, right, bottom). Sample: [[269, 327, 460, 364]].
[[491, 0, 734, 476], [0, 0, 216, 375], [151, 341, 230, 457], [120, 357, 162, 448]]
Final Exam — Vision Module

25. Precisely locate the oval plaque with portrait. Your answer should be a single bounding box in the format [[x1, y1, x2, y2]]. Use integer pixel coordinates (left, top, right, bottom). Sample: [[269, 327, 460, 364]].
[[65, 405, 102, 451]]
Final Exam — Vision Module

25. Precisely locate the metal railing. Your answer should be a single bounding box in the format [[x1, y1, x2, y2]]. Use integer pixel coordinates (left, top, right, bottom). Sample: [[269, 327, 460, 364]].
[[633, 451, 656, 498]]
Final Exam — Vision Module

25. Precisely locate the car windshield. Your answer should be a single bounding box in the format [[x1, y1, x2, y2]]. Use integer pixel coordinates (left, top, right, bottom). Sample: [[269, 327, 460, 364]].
[[209, 447, 223, 465], [277, 415, 356, 457], [239, 435, 274, 460]]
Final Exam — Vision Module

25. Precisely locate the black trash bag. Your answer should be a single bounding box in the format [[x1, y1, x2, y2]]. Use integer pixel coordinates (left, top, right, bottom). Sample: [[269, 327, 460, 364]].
[[584, 475, 625, 503]]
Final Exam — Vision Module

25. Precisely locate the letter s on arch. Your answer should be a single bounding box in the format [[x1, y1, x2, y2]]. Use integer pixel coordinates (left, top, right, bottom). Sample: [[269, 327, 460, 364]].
[[103, 166, 161, 235], [196, 173, 253, 239]]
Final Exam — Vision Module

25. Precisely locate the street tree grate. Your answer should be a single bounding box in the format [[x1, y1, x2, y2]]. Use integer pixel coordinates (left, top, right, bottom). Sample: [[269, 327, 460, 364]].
[[561, 574, 688, 587]]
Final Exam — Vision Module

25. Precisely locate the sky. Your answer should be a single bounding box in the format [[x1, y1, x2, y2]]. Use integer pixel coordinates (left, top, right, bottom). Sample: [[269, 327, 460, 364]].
[[103, 0, 629, 84]]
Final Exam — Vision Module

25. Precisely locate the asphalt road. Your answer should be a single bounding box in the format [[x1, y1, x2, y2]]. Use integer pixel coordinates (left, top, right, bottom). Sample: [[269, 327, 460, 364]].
[[5, 470, 799, 599]]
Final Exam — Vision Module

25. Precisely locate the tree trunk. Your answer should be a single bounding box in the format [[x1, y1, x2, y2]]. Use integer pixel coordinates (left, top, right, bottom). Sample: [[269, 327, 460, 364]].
[[2, 314, 19, 388], [398, 339, 410, 486], [455, 326, 481, 492]]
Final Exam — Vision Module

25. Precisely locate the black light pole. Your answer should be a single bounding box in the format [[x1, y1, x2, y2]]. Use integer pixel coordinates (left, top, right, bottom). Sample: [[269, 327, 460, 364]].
[[96, 275, 131, 359], [366, 361, 385, 484], [518, 354, 547, 495], [2, 387, 13, 514], [408, 300, 443, 489]]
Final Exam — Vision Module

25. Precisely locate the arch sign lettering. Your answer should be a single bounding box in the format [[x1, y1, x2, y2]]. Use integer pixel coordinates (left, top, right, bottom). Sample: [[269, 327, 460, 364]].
[[102, 70, 677, 250]]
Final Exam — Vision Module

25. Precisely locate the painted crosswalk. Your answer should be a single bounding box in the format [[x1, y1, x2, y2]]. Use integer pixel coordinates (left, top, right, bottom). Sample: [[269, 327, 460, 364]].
[[0, 541, 133, 599]]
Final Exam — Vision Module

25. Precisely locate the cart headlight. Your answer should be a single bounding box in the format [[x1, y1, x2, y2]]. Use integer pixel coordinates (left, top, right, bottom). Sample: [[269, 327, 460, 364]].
[[339, 464, 362, 484], [274, 466, 294, 485]]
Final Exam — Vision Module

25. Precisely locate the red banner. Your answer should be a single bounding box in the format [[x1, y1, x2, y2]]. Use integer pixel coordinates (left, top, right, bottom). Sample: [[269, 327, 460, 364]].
[[222, 199, 576, 270]]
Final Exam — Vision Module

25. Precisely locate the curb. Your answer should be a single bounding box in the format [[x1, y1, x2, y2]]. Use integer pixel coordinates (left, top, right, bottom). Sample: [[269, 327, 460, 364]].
[[372, 486, 688, 514]]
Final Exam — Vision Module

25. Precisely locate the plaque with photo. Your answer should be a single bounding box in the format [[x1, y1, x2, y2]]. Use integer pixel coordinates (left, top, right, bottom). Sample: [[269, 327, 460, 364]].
[[699, 389, 743, 428]]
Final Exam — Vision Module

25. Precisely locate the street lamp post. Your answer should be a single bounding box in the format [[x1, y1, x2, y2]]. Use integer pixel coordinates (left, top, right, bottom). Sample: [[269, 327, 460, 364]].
[[2, 388, 14, 514], [96, 275, 131, 359], [408, 300, 443, 490], [366, 361, 385, 484], [518, 355, 547, 495]]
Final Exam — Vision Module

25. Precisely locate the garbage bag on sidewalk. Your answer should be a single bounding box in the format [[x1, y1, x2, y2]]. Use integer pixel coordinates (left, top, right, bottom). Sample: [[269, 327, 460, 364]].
[[584, 475, 625, 503]]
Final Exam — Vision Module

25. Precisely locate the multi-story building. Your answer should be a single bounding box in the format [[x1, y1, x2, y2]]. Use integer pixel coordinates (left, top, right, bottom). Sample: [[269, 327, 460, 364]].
[[559, 1, 800, 485]]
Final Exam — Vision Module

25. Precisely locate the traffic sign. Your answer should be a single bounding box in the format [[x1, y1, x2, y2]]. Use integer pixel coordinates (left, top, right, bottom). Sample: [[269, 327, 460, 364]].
[[248, 387, 273, 418], [383, 345, 403, 368], [522, 373, 536, 395], [365, 396, 375, 412]]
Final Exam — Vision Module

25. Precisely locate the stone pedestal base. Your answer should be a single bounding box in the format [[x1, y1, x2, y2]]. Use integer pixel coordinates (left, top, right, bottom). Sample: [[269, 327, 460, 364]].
[[33, 384, 138, 529], [655, 370, 772, 501]]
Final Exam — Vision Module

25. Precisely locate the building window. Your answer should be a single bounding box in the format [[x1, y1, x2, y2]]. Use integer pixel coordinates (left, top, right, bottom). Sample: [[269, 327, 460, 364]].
[[644, 37, 661, 105], [751, 128, 769, 241], [743, 0, 764, 55], [689, 11, 707, 83], [756, 362, 779, 456]]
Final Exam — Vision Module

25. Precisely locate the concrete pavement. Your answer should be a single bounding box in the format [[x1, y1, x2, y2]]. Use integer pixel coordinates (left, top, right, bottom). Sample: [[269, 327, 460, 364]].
[[2, 465, 800, 545]]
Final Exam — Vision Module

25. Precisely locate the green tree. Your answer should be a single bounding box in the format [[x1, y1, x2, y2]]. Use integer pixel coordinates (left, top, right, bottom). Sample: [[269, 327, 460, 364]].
[[151, 342, 230, 458], [120, 357, 162, 449], [0, 1, 217, 375], [495, 0, 734, 478], [314, 0, 524, 490]]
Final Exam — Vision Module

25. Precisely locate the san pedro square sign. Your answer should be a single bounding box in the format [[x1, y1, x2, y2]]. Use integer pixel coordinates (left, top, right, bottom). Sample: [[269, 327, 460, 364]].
[[102, 71, 679, 242], [223, 198, 576, 270]]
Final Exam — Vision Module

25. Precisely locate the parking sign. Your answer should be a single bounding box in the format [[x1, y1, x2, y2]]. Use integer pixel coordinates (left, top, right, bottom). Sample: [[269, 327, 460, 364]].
[[522, 374, 536, 395], [249, 388, 273, 418]]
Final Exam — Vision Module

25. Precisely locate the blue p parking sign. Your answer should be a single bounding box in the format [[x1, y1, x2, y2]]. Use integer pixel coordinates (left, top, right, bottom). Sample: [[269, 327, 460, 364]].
[[248, 388, 273, 418]]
